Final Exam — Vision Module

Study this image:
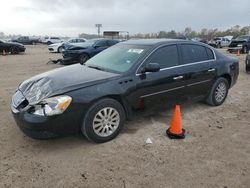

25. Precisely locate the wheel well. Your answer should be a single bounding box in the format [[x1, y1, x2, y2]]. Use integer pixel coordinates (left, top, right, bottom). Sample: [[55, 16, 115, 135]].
[[98, 95, 131, 120], [221, 74, 231, 87]]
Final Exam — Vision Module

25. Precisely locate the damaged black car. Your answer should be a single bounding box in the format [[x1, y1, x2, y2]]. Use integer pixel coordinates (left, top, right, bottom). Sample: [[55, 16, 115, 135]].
[[228, 35, 250, 54], [0, 39, 26, 54], [11, 39, 239, 143], [62, 39, 119, 65]]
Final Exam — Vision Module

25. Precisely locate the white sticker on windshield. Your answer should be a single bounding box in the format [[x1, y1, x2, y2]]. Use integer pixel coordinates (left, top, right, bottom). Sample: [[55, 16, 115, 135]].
[[128, 49, 144, 54]]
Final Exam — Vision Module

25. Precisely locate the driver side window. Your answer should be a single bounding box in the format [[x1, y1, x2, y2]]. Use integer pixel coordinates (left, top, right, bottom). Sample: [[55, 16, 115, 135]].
[[145, 45, 179, 69]]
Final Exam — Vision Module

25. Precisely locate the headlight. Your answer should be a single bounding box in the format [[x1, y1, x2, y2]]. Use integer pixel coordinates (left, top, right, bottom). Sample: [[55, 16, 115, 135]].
[[32, 95, 72, 116], [237, 44, 243, 47]]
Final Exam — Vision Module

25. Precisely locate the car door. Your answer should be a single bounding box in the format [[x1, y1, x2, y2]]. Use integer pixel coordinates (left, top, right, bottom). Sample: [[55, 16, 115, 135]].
[[134, 45, 187, 105], [179, 44, 216, 99]]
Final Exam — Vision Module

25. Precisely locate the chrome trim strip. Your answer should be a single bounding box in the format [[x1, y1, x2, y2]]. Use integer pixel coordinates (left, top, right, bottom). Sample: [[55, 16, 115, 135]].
[[187, 79, 211, 87], [136, 60, 214, 76], [140, 86, 184, 98], [135, 43, 217, 76]]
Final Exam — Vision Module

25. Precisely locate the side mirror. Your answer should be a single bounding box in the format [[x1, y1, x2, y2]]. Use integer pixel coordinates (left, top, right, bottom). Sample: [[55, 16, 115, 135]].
[[141, 63, 160, 73]]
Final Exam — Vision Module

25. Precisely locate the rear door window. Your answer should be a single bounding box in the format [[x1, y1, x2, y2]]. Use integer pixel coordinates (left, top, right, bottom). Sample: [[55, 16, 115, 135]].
[[206, 48, 215, 60], [180, 44, 208, 64], [145, 45, 179, 69]]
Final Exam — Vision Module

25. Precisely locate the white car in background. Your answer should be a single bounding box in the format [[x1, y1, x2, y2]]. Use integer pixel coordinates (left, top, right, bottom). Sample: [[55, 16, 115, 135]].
[[42, 37, 63, 45], [48, 38, 87, 53]]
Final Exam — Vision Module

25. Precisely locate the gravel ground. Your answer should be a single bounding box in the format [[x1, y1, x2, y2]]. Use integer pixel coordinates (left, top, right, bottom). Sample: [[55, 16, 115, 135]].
[[0, 45, 249, 188]]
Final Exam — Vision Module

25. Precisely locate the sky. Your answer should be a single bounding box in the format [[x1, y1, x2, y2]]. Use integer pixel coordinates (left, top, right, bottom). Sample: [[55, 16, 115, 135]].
[[1, 0, 250, 37]]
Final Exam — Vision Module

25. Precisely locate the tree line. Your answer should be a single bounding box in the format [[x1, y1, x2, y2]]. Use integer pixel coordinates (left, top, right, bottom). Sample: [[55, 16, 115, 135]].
[[131, 25, 250, 40]]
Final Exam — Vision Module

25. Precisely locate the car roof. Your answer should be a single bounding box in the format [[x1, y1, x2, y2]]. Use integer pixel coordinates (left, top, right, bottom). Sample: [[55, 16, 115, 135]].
[[122, 39, 186, 46]]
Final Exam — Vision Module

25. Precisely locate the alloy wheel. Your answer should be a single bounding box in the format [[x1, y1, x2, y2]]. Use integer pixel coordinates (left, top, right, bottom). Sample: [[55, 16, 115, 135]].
[[215, 82, 227, 103], [92, 107, 120, 137]]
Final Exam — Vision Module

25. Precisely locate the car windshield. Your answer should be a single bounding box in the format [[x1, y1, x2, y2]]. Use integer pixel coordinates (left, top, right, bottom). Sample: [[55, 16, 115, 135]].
[[85, 44, 149, 73]]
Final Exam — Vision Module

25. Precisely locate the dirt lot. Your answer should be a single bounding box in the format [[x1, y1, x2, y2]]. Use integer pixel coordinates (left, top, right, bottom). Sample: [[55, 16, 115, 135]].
[[0, 45, 250, 188]]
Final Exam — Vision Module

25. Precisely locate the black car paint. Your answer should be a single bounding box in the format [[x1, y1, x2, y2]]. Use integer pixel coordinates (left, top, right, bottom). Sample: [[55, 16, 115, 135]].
[[11, 39, 239, 138], [0, 40, 26, 53], [62, 39, 119, 65]]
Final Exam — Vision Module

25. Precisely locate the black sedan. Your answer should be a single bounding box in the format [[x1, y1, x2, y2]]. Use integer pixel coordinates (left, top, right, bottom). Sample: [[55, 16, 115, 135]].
[[11, 39, 239, 143], [0, 39, 26, 54], [62, 39, 119, 65]]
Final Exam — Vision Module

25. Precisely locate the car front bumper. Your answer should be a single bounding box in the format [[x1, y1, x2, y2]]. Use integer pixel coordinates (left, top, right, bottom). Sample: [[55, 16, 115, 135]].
[[62, 55, 80, 65], [48, 45, 59, 52], [11, 95, 83, 139], [19, 47, 26, 52]]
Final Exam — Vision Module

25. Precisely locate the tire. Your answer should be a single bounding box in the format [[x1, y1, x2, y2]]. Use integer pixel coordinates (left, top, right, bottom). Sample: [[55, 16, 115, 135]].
[[79, 54, 89, 64], [216, 43, 221, 48], [81, 98, 125, 143], [243, 46, 248, 54], [58, 46, 63, 53], [206, 77, 229, 106], [10, 47, 19, 54]]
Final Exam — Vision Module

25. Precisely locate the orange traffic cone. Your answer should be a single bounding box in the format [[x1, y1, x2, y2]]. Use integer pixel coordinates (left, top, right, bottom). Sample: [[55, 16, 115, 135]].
[[237, 50, 240, 56], [166, 105, 185, 139]]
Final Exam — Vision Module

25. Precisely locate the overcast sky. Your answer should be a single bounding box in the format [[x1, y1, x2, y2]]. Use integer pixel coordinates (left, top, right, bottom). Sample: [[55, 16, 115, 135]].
[[1, 0, 250, 37]]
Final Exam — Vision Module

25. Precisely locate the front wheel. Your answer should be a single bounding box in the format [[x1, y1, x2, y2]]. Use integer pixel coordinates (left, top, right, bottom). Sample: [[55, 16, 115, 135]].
[[243, 46, 248, 54], [58, 46, 64, 53], [10, 47, 19, 54], [206, 77, 229, 106], [79, 54, 89, 64], [81, 98, 125, 143]]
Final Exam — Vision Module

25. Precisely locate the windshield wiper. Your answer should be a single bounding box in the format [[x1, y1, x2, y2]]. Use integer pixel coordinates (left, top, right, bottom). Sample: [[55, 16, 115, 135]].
[[86, 65, 103, 71]]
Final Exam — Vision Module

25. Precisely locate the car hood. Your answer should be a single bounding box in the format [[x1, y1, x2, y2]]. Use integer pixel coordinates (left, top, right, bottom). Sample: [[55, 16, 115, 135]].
[[18, 64, 119, 105], [7, 41, 24, 46]]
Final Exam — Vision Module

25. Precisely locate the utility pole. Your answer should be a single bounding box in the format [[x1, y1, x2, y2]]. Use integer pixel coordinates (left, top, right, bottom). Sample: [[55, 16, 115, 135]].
[[95, 24, 102, 37]]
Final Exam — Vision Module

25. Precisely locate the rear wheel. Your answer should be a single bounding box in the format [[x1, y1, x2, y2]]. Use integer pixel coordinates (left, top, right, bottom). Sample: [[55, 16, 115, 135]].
[[81, 98, 125, 143], [79, 54, 89, 64], [10, 47, 19, 54], [206, 77, 229, 106]]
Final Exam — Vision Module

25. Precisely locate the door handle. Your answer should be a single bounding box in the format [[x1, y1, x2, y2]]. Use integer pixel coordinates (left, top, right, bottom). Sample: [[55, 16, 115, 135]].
[[173, 76, 184, 80], [208, 68, 215, 72]]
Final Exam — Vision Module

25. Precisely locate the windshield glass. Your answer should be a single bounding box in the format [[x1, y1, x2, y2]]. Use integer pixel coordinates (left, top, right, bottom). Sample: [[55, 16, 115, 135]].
[[85, 44, 149, 73]]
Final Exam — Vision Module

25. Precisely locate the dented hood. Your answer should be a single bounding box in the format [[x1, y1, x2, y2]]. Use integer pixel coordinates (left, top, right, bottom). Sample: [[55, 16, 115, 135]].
[[18, 64, 119, 105]]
